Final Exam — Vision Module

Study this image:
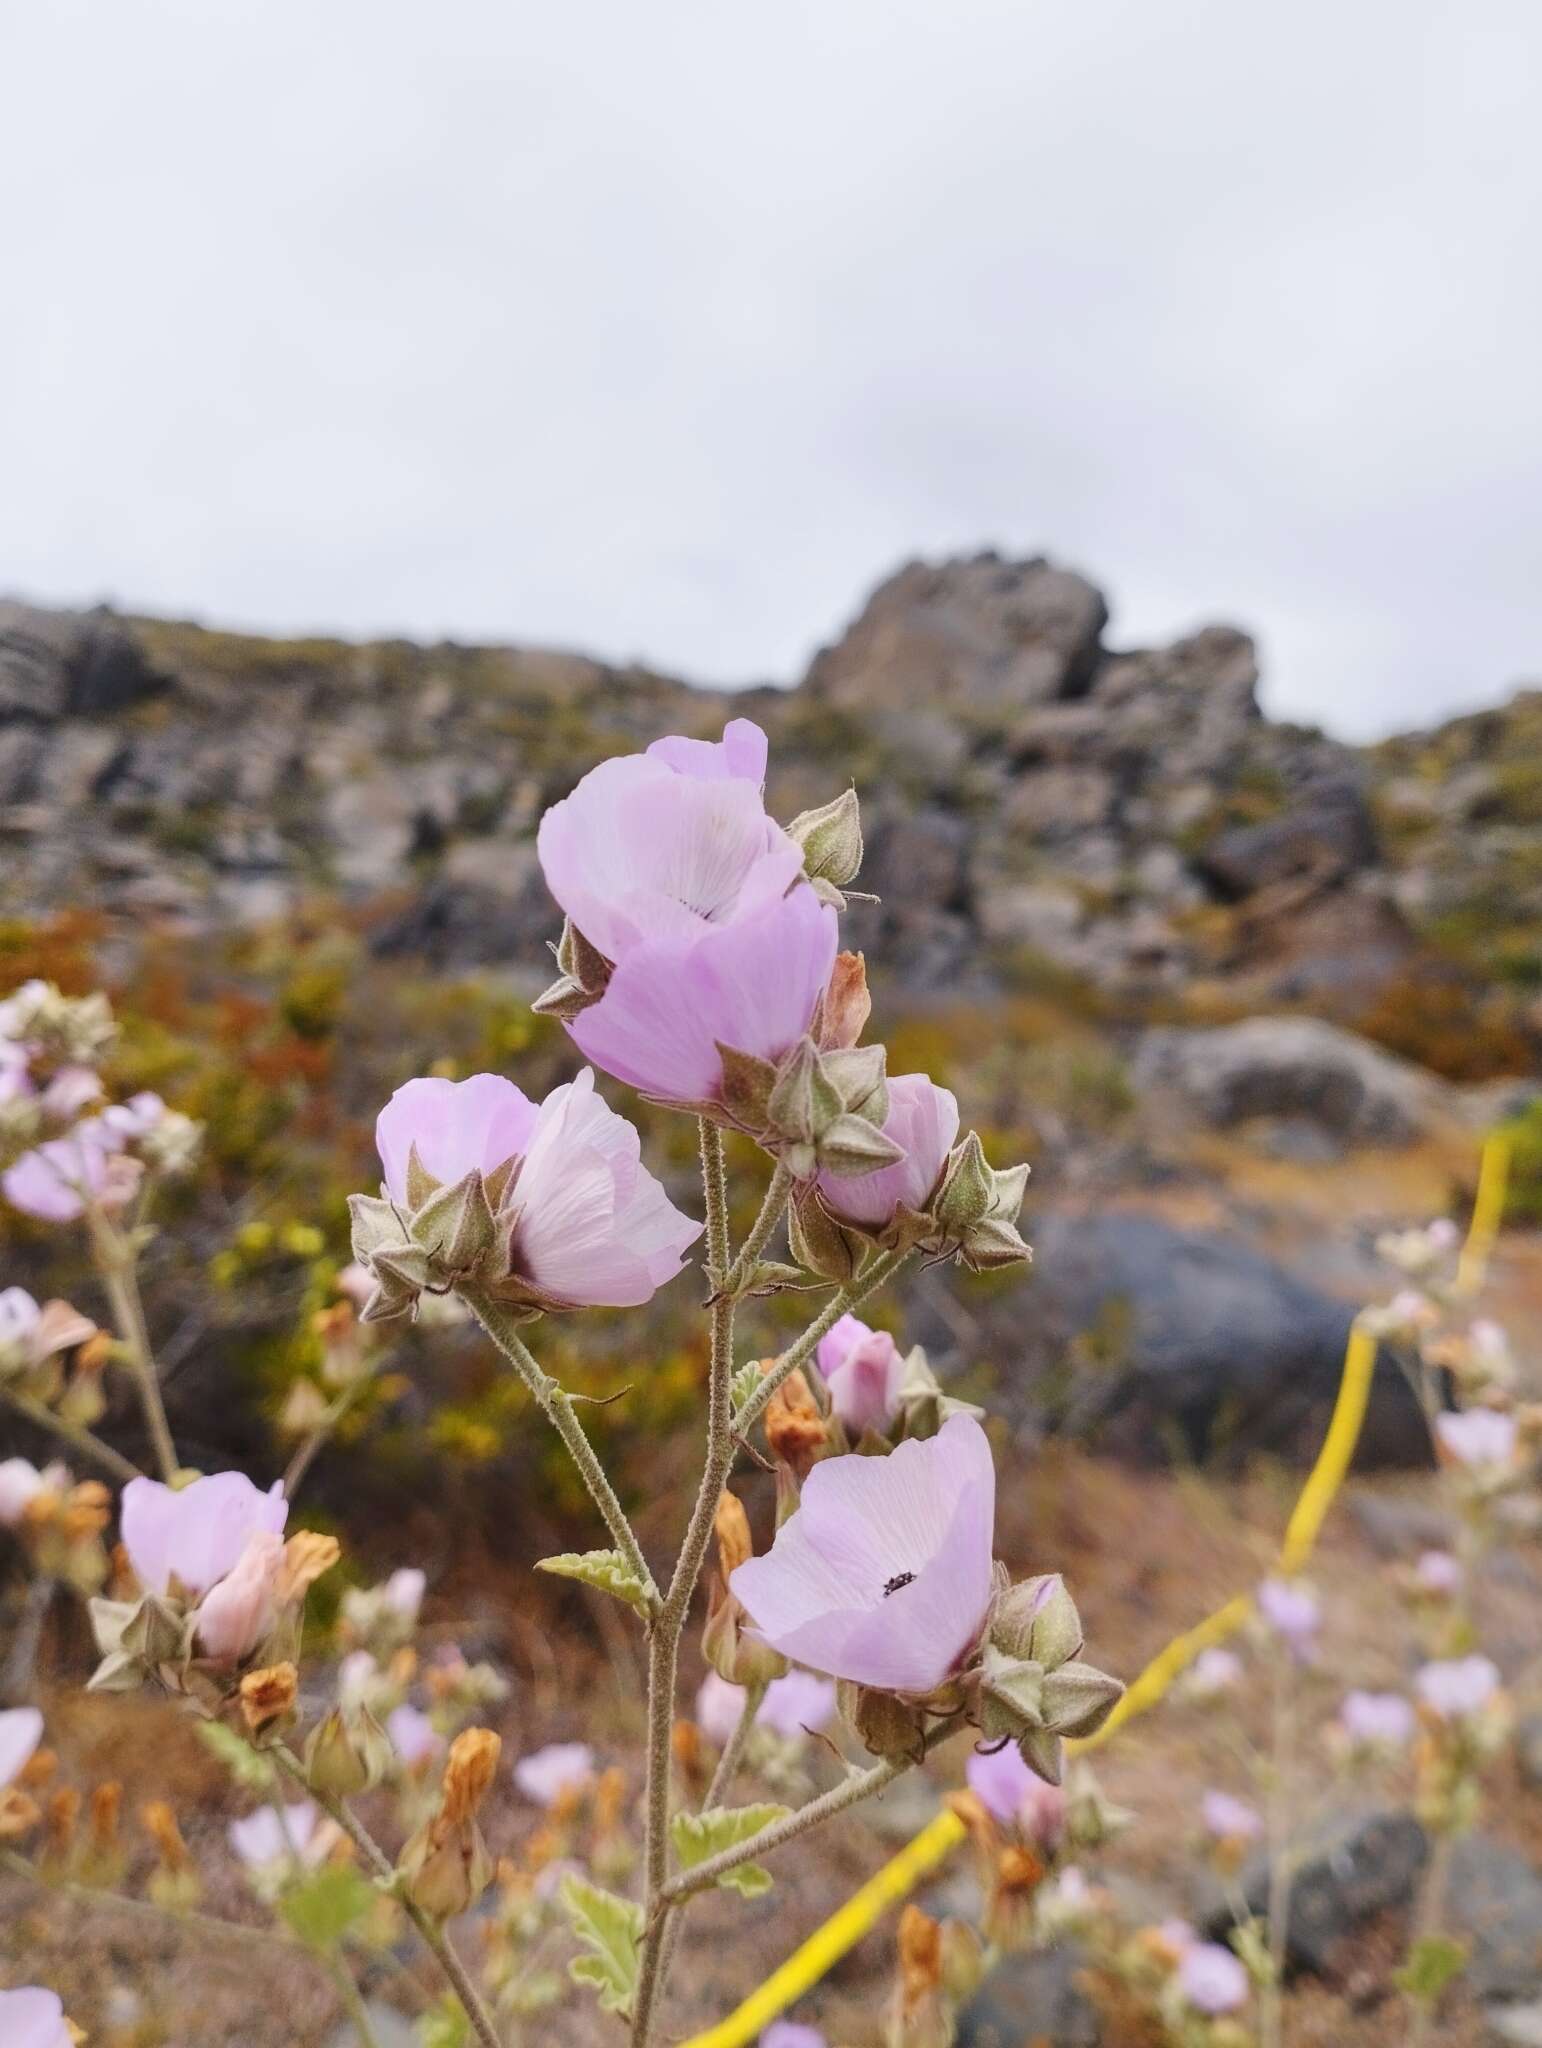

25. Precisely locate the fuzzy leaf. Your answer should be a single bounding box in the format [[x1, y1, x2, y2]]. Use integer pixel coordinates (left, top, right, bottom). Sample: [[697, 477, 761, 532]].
[[730, 1363, 765, 1415], [671, 1803, 790, 1897], [280, 1864, 378, 1950], [536, 1548, 655, 1618], [196, 1719, 277, 1792], [559, 1874, 644, 2017], [1394, 1932, 1468, 2003]]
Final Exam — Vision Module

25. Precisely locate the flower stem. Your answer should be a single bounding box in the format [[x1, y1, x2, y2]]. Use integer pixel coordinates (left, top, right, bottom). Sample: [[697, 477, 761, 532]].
[[703, 1681, 765, 1811], [718, 1160, 794, 1297], [460, 1287, 658, 1609], [86, 1204, 179, 1483], [282, 1372, 378, 1501], [273, 1746, 503, 2048], [733, 1245, 909, 1439], [1260, 1651, 1296, 2048], [658, 1713, 965, 1906], [0, 1383, 142, 1485], [1405, 1827, 1456, 2048]]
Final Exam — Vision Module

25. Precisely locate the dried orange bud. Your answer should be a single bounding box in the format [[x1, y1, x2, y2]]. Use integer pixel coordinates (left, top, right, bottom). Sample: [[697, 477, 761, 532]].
[[0, 1788, 41, 1840], [89, 1780, 122, 1854], [62, 1481, 111, 1539], [18, 1746, 57, 1789], [995, 1844, 1045, 1896], [945, 1786, 999, 1859], [593, 1765, 627, 1835], [141, 1799, 193, 1872], [714, 1490, 753, 1576], [672, 1719, 703, 1778], [817, 950, 872, 1050], [46, 1784, 80, 1857], [240, 1661, 298, 1735], [440, 1728, 501, 1825], [277, 1530, 341, 1604], [76, 1330, 113, 1375], [898, 1902, 943, 2003], [764, 1368, 828, 1476]]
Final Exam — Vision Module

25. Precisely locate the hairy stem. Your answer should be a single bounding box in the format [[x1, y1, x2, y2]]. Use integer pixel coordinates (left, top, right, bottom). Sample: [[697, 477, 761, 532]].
[[733, 1246, 909, 1439], [87, 1205, 179, 1483], [273, 1746, 503, 2048], [658, 1714, 965, 1906], [718, 1160, 794, 1298], [703, 1682, 766, 1811], [1, 1848, 315, 1960], [0, 1384, 142, 1485], [461, 1288, 657, 1608], [282, 1372, 378, 1500]]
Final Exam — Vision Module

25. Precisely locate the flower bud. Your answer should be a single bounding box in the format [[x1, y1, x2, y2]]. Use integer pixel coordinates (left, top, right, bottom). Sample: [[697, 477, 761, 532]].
[[1041, 1661, 1124, 1740], [195, 1532, 284, 1663], [932, 1133, 1032, 1272], [991, 1575, 1084, 1670], [239, 1662, 299, 1738], [398, 1727, 501, 1921], [532, 916, 613, 1021], [787, 788, 864, 894], [763, 1368, 830, 1478], [888, 1903, 950, 2048], [305, 1705, 394, 1797], [814, 951, 873, 1051]]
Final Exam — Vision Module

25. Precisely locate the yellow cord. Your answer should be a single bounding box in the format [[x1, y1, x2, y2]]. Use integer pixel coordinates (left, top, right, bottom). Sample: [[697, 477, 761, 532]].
[[675, 1134, 1511, 2048]]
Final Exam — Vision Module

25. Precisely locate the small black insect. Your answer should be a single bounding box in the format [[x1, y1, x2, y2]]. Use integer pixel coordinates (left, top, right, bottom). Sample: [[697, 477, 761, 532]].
[[882, 1571, 916, 1597]]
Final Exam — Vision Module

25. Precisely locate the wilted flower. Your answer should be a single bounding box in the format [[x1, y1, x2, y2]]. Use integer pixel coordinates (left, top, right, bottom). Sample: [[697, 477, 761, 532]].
[[121, 1472, 289, 1598], [1417, 1655, 1501, 1723], [0, 1707, 44, 1788], [1256, 1577, 1320, 1660], [0, 1989, 73, 2048], [1201, 1789, 1264, 1843], [355, 1069, 699, 1315], [514, 1742, 596, 1808], [731, 1416, 997, 1695], [1176, 1941, 1250, 2015], [817, 1314, 905, 1437], [1435, 1406, 1519, 1474], [1339, 1690, 1416, 1751], [388, 1704, 445, 1769], [965, 1742, 1067, 1851]]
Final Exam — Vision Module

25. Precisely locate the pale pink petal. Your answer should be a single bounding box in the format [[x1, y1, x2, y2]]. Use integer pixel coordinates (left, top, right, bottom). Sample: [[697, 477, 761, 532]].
[[388, 1703, 444, 1767], [646, 718, 769, 784], [758, 1670, 837, 1740], [228, 1800, 321, 1867], [121, 1471, 289, 1596], [0, 1705, 44, 1788], [817, 1076, 959, 1227], [375, 1073, 538, 1204], [513, 1741, 595, 1806], [0, 1459, 49, 1527], [194, 1530, 285, 1660], [0, 1988, 72, 2048], [695, 1670, 746, 1747], [823, 1326, 905, 1436], [570, 888, 838, 1105]]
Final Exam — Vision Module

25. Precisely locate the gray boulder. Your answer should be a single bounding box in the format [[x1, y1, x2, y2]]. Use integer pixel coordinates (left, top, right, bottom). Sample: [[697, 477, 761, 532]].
[[956, 1944, 1100, 2047]]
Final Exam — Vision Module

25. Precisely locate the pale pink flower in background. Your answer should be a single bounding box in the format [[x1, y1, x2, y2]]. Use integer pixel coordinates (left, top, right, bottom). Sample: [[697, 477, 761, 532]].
[[1435, 1406, 1519, 1472], [1177, 1942, 1250, 2015], [815, 1075, 959, 1230], [1256, 1577, 1320, 1660], [966, 1741, 1068, 1849], [335, 1262, 376, 1311], [39, 1066, 102, 1118], [228, 1801, 331, 1870], [387, 1704, 444, 1768], [1202, 1789, 1264, 1842], [374, 1069, 700, 1308], [1469, 1319, 1513, 1379], [338, 1651, 381, 1708], [383, 1567, 427, 1620], [569, 885, 838, 1108], [121, 1471, 288, 1597], [0, 1706, 44, 1787], [514, 1741, 596, 1807], [0, 1041, 31, 1103], [759, 1670, 838, 1741], [1157, 1918, 1198, 1955], [537, 719, 802, 965], [194, 1530, 285, 1660], [2, 1118, 124, 1222], [817, 1314, 905, 1436], [1427, 1219, 1460, 1251], [101, 1090, 168, 1139], [1416, 1549, 1463, 1596], [1417, 1655, 1501, 1722], [1187, 1646, 1244, 1698], [0, 1988, 73, 2048], [760, 2023, 827, 2048], [0, 1458, 67, 1527], [694, 1670, 746, 1747], [731, 1415, 997, 1694], [0, 1287, 43, 1353], [1340, 1690, 1416, 1750]]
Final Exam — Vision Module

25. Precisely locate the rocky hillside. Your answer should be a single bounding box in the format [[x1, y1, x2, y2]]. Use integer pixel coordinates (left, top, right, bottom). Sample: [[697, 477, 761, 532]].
[[0, 554, 1536, 1067]]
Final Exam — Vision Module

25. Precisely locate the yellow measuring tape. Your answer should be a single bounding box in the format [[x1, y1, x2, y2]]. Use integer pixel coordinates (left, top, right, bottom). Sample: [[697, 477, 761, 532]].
[[678, 1136, 1511, 2048]]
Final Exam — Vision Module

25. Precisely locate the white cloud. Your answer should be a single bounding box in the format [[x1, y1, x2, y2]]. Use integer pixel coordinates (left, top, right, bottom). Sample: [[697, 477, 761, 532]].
[[1, 0, 1537, 738]]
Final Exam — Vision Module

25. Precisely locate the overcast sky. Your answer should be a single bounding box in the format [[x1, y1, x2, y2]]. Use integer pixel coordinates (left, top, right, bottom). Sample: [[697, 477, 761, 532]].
[[3, 1, 1538, 739]]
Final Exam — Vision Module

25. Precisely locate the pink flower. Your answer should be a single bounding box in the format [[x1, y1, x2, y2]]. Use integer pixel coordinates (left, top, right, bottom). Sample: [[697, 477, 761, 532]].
[[760, 2024, 827, 2048], [1187, 1647, 1243, 1698], [536, 719, 802, 965], [335, 1262, 376, 1310], [120, 1471, 288, 1597], [814, 1075, 959, 1229], [817, 1315, 905, 1436], [374, 1070, 700, 1309], [730, 1416, 997, 1695], [1202, 1789, 1263, 1842], [228, 1800, 330, 1870], [1256, 1577, 1319, 1659], [0, 1458, 65, 1527], [514, 1741, 596, 1807], [388, 1704, 444, 1768], [40, 1066, 102, 1117], [569, 886, 839, 1107], [0, 1042, 32, 1103], [0, 1989, 72, 2048], [965, 1742, 1067, 1850], [2, 1118, 125, 1222], [1417, 1655, 1500, 1722], [101, 1091, 168, 1139], [384, 1568, 427, 1620], [1435, 1407, 1518, 1472], [759, 1670, 838, 1741], [695, 1670, 746, 1747], [0, 1287, 42, 1355], [1340, 1690, 1415, 1749], [0, 1706, 44, 1787], [1415, 1549, 1463, 1596], [194, 1531, 285, 1661], [1177, 1942, 1250, 2015]]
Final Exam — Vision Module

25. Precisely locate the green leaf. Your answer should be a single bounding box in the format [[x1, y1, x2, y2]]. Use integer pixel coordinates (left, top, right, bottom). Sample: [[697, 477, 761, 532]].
[[536, 1548, 655, 1617], [559, 1874, 644, 2017], [196, 1720, 276, 1792], [416, 1998, 472, 2048], [730, 1364, 764, 1416], [1394, 1932, 1468, 2003], [279, 1865, 378, 1950], [671, 1802, 790, 1898]]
